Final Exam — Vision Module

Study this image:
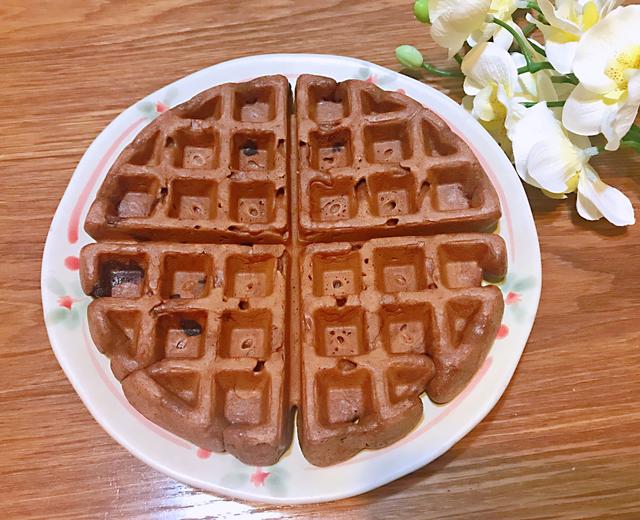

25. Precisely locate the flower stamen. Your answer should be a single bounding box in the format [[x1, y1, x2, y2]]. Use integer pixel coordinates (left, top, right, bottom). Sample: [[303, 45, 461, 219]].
[[605, 45, 640, 90]]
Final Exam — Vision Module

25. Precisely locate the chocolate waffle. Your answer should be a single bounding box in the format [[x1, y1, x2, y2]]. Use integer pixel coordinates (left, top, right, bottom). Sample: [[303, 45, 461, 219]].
[[80, 242, 291, 465], [80, 74, 507, 467], [295, 74, 501, 242], [85, 75, 290, 244]]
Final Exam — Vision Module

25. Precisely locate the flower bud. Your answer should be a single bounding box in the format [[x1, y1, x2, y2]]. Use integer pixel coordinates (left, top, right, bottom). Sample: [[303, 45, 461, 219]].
[[396, 45, 424, 69], [413, 0, 430, 24]]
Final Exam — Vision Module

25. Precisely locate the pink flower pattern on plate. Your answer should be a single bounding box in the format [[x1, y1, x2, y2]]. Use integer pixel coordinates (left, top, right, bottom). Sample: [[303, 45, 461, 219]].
[[250, 468, 271, 487]]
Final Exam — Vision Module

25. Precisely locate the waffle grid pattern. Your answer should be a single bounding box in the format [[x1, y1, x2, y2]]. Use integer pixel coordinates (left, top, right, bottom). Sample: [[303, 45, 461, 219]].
[[80, 74, 507, 466], [80, 243, 290, 464], [296, 75, 501, 242], [298, 234, 505, 465], [85, 76, 290, 244]]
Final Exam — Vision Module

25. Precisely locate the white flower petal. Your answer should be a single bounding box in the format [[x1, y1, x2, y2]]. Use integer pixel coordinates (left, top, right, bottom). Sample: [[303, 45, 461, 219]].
[[602, 85, 640, 151], [511, 103, 542, 175], [577, 167, 635, 225], [538, 0, 582, 33], [493, 25, 515, 50], [461, 42, 518, 94], [467, 0, 521, 47], [472, 86, 498, 122], [511, 52, 559, 103], [576, 187, 603, 221], [543, 190, 568, 200], [563, 83, 614, 137], [480, 118, 514, 158], [573, 5, 640, 93], [600, 0, 620, 16], [510, 52, 527, 70], [629, 70, 640, 103], [467, 23, 498, 48], [511, 102, 591, 194], [526, 139, 581, 193], [535, 71, 559, 102], [431, 0, 492, 57], [511, 103, 555, 183], [543, 36, 579, 75], [496, 85, 526, 133], [463, 77, 483, 97], [428, 0, 448, 22]]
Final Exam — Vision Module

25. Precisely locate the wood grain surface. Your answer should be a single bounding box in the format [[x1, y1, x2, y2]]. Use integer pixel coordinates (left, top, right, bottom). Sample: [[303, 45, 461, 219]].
[[1, 1, 639, 518]]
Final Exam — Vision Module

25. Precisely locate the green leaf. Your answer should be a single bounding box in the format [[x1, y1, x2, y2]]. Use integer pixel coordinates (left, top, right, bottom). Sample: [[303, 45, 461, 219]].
[[75, 299, 90, 313], [64, 308, 80, 329], [47, 308, 69, 325], [376, 74, 394, 86], [621, 139, 640, 154], [137, 101, 155, 115], [512, 276, 537, 292], [356, 66, 371, 80], [163, 87, 179, 105], [220, 472, 247, 489], [266, 475, 287, 497], [69, 279, 85, 298], [268, 466, 290, 479], [46, 278, 66, 296], [513, 307, 526, 322], [622, 123, 640, 143]]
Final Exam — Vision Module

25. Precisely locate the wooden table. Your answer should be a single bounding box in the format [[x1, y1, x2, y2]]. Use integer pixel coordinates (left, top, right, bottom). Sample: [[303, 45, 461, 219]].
[[1, 1, 639, 518]]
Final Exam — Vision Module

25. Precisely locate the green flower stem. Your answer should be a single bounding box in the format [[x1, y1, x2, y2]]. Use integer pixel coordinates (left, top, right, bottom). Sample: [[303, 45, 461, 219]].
[[621, 124, 640, 153], [421, 62, 464, 77], [621, 140, 640, 153], [454, 53, 463, 65], [491, 17, 553, 74], [551, 74, 579, 85], [526, 1, 545, 19], [523, 22, 537, 36], [517, 61, 554, 74], [623, 123, 640, 142], [521, 100, 566, 108], [528, 38, 546, 57]]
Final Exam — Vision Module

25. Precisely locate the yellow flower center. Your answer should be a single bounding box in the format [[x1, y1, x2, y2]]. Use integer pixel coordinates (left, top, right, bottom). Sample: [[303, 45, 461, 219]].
[[605, 45, 640, 96], [560, 0, 599, 30], [548, 2, 599, 44], [565, 173, 580, 193], [581, 1, 599, 32], [490, 83, 509, 118]]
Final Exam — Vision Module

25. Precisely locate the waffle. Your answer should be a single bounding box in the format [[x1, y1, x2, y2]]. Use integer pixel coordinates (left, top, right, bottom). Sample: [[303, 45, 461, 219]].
[[295, 74, 501, 243], [298, 234, 505, 465], [85, 75, 290, 244], [80, 74, 507, 467], [80, 242, 292, 465]]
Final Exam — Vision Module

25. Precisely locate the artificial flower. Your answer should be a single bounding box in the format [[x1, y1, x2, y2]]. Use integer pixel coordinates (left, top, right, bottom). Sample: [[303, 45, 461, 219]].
[[430, 0, 526, 57], [462, 43, 520, 131], [562, 4, 640, 151], [530, 0, 619, 74], [513, 102, 634, 225], [461, 42, 557, 146]]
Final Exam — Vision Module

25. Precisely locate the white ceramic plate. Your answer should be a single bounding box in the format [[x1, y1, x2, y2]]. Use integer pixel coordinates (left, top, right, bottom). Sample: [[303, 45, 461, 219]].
[[41, 54, 541, 504]]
